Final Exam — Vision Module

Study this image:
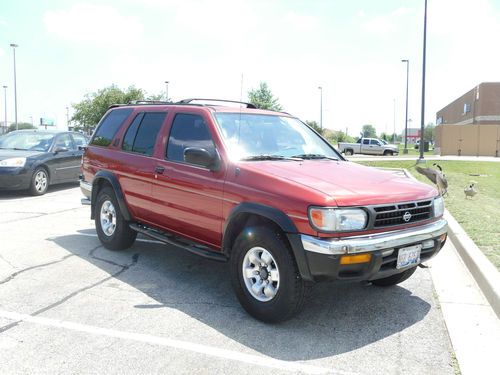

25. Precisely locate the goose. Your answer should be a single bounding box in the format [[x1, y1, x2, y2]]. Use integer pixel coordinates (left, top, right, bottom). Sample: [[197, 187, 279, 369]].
[[415, 163, 448, 196], [464, 183, 477, 199]]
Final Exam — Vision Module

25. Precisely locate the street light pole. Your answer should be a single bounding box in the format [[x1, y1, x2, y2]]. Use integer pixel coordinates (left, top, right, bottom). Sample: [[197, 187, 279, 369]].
[[402, 59, 410, 154], [10, 43, 19, 131], [318, 86, 323, 131], [164, 81, 169, 101], [66, 106, 70, 128], [419, 0, 428, 162], [2, 85, 7, 133]]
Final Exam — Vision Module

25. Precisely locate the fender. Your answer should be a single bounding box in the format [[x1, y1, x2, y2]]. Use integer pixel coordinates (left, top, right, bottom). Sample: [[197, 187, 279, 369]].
[[90, 170, 131, 221], [223, 202, 313, 282]]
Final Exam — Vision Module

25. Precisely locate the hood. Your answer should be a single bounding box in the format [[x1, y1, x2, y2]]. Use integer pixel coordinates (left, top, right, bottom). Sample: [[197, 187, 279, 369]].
[[0, 149, 45, 161], [238, 160, 437, 206]]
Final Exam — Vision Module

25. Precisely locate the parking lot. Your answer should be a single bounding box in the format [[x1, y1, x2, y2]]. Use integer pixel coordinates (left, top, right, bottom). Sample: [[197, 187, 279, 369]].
[[0, 185, 456, 374]]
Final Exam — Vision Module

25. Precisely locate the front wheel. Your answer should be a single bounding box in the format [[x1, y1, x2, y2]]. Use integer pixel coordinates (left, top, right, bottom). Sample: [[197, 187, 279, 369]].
[[230, 226, 308, 323], [371, 267, 417, 286], [383, 150, 394, 156], [95, 186, 137, 250]]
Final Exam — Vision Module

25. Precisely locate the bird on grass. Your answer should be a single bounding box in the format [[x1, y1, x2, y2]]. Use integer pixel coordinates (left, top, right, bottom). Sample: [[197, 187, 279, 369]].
[[415, 163, 448, 196], [464, 183, 477, 199]]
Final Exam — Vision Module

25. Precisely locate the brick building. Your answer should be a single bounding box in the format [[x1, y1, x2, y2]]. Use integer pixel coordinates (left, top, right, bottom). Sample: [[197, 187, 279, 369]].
[[435, 82, 500, 156]]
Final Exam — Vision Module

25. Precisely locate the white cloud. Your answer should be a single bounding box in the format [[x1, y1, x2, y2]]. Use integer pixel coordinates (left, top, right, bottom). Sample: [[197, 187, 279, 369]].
[[362, 7, 415, 34], [43, 2, 143, 44]]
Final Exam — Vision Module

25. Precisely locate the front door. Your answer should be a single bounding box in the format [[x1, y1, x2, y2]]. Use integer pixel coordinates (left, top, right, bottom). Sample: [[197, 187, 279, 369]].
[[151, 112, 225, 249], [50, 133, 79, 182]]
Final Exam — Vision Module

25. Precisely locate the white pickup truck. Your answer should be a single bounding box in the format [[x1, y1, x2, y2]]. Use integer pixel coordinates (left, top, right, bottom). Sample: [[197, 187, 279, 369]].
[[338, 138, 399, 156]]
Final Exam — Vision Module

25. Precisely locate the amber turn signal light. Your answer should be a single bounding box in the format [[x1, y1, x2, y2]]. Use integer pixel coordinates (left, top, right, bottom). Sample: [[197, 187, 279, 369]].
[[340, 254, 372, 265]]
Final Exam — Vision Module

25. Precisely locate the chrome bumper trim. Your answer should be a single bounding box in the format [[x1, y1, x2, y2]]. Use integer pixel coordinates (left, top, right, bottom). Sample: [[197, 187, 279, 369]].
[[301, 219, 448, 255]]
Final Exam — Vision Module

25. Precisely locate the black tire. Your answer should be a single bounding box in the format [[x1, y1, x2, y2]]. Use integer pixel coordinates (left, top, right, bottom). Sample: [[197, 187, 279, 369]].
[[345, 149, 353, 156], [29, 167, 49, 196], [230, 226, 308, 323], [383, 150, 394, 156], [95, 186, 137, 250], [371, 267, 417, 287]]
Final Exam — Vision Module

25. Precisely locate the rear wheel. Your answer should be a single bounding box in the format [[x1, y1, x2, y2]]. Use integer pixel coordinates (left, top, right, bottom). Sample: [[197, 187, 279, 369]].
[[371, 267, 417, 286], [29, 168, 49, 196], [95, 186, 137, 250], [230, 226, 308, 323], [345, 149, 353, 156]]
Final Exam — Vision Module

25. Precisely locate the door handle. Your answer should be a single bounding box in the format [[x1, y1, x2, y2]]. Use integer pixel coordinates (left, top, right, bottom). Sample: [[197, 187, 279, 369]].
[[155, 166, 165, 174]]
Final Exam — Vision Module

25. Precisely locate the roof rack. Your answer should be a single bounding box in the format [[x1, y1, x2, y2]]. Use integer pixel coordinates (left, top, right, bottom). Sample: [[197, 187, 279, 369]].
[[128, 100, 171, 105], [177, 98, 257, 109]]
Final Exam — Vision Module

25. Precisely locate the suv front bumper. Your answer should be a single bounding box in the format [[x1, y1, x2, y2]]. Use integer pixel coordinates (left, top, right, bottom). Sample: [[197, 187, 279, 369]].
[[291, 219, 447, 282]]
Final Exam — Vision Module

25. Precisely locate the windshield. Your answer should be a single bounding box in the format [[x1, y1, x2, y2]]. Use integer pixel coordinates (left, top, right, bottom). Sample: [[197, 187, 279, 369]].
[[213, 113, 340, 160], [0, 132, 55, 151]]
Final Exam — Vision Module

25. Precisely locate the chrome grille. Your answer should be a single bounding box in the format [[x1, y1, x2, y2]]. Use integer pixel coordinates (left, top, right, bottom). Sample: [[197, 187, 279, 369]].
[[373, 200, 433, 228]]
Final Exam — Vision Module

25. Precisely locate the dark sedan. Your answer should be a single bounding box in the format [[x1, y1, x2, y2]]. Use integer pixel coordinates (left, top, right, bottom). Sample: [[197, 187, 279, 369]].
[[0, 130, 88, 195]]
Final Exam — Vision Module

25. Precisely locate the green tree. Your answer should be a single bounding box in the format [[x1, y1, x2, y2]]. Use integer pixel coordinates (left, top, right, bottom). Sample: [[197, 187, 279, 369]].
[[8, 122, 35, 132], [424, 123, 435, 142], [71, 85, 146, 132], [305, 120, 324, 135], [248, 82, 283, 111], [361, 124, 377, 138]]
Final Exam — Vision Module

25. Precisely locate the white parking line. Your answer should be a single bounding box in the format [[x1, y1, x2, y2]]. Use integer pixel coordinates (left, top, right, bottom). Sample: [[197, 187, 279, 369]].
[[0, 310, 346, 375]]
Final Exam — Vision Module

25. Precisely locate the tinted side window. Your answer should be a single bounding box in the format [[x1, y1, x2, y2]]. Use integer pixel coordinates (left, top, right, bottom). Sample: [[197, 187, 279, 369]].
[[370, 139, 380, 145], [132, 113, 165, 156], [72, 134, 88, 149], [91, 108, 133, 147], [166, 114, 215, 164], [363, 139, 370, 145], [122, 113, 144, 152], [55, 134, 74, 150]]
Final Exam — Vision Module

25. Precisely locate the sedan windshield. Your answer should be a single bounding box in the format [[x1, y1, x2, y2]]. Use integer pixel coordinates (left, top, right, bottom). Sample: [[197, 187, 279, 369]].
[[213, 113, 339, 161], [0, 132, 54, 152]]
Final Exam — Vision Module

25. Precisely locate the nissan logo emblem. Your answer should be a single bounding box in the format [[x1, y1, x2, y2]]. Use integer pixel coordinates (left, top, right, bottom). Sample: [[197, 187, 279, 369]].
[[403, 211, 412, 222]]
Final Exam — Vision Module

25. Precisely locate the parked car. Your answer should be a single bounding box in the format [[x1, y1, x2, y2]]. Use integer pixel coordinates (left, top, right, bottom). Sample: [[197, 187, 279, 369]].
[[338, 138, 399, 156], [80, 99, 447, 322], [0, 130, 88, 195]]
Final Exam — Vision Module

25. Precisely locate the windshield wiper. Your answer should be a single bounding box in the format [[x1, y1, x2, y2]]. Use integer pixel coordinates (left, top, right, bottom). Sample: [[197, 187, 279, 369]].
[[241, 154, 302, 161], [291, 153, 338, 161]]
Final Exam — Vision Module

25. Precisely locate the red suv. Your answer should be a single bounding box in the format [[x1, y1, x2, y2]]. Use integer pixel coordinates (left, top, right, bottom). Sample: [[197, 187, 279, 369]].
[[80, 99, 448, 322]]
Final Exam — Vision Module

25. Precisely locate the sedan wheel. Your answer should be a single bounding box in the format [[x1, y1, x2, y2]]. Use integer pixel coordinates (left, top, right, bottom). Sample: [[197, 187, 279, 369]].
[[30, 168, 49, 196]]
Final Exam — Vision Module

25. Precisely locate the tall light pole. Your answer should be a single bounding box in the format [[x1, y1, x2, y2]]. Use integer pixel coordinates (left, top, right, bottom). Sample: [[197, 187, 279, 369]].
[[164, 81, 169, 101], [401, 59, 410, 154], [318, 86, 323, 131], [10, 43, 19, 131], [66, 106, 70, 128], [419, 0, 428, 162], [2, 85, 7, 133]]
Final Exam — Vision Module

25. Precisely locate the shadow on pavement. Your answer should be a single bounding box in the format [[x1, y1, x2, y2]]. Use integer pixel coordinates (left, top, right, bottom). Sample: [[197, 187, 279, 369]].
[[0, 182, 79, 200], [50, 231, 431, 361]]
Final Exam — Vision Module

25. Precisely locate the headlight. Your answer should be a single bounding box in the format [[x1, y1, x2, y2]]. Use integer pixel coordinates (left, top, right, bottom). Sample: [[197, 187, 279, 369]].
[[0, 157, 26, 167], [309, 207, 368, 232], [433, 196, 444, 217]]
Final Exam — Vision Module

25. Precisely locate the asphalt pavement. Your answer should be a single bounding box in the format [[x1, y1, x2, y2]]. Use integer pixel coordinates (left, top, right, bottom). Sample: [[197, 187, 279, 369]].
[[0, 185, 462, 374]]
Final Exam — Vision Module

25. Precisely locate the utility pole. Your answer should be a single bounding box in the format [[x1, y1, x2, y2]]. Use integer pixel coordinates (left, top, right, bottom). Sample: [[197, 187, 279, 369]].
[[66, 106, 70, 128], [318, 86, 323, 131], [401, 59, 410, 154], [10, 43, 19, 131], [2, 85, 7, 134], [393, 98, 396, 143], [164, 81, 169, 102], [419, 0, 428, 162]]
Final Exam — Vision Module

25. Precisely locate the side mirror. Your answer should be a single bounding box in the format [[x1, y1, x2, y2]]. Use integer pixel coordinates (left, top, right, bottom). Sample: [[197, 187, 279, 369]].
[[54, 146, 69, 154], [184, 147, 220, 171]]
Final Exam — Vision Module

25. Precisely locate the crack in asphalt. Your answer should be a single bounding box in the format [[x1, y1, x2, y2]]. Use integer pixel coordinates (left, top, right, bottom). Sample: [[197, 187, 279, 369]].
[[0, 254, 17, 269], [0, 255, 75, 285], [0, 246, 141, 334]]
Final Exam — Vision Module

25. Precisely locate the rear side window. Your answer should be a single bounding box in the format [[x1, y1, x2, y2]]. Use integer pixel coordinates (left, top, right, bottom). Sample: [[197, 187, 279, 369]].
[[166, 114, 215, 163], [122, 112, 165, 156], [72, 133, 88, 148], [91, 108, 133, 147], [363, 139, 370, 145]]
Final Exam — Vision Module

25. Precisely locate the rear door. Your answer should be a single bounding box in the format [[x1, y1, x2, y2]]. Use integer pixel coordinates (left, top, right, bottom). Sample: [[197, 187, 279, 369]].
[[151, 111, 225, 248], [360, 138, 372, 154]]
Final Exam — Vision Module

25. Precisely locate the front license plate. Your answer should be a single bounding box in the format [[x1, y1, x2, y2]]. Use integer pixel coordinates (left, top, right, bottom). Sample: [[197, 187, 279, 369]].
[[396, 245, 422, 269]]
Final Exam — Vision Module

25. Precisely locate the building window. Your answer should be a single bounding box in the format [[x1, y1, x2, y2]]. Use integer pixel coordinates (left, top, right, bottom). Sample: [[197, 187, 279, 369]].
[[463, 103, 471, 114], [436, 116, 443, 125]]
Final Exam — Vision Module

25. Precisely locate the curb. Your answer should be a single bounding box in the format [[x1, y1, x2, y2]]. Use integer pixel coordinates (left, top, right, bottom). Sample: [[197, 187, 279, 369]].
[[398, 167, 500, 318], [444, 210, 500, 319]]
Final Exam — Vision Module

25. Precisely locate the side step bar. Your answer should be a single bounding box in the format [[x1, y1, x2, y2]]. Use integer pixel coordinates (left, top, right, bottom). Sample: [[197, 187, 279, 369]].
[[129, 223, 227, 262]]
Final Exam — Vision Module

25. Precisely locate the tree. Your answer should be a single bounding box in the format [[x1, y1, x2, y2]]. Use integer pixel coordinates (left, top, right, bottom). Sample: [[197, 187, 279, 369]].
[[424, 123, 435, 142], [248, 82, 283, 111], [305, 120, 324, 135], [361, 124, 377, 138], [8, 122, 35, 132], [71, 85, 146, 132]]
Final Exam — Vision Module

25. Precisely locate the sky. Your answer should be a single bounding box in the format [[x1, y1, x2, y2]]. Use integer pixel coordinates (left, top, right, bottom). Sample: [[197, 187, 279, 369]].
[[0, 0, 499, 136]]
